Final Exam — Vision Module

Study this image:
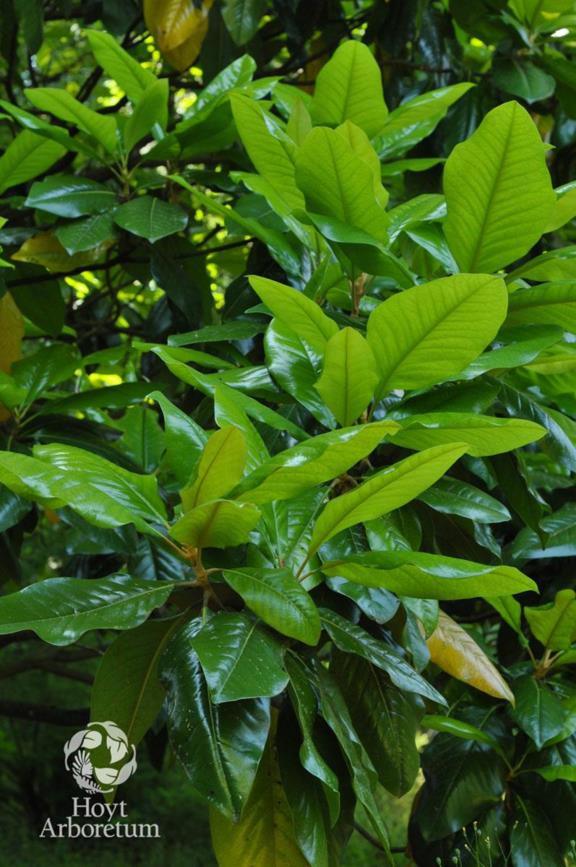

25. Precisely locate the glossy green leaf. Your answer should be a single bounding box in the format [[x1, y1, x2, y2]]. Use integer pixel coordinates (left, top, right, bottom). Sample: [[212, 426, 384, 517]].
[[25, 86, 118, 154], [223, 568, 321, 645], [249, 275, 338, 355], [190, 612, 288, 702], [509, 246, 576, 282], [239, 421, 398, 504], [309, 443, 467, 554], [322, 550, 535, 600], [148, 390, 208, 487], [511, 796, 564, 867], [124, 79, 169, 151], [319, 608, 446, 705], [0, 447, 166, 536], [56, 212, 117, 254], [506, 282, 576, 333], [419, 477, 511, 523], [0, 574, 174, 645], [170, 499, 261, 548], [334, 654, 420, 796], [392, 413, 546, 456], [222, 0, 266, 45], [310, 41, 388, 138], [230, 94, 304, 215], [181, 426, 246, 509], [86, 29, 156, 102], [0, 130, 65, 195], [525, 590, 576, 651], [376, 83, 474, 159], [25, 175, 116, 217], [161, 619, 270, 820], [91, 617, 180, 745], [315, 328, 378, 426], [444, 101, 555, 272], [315, 666, 393, 858], [367, 274, 508, 393], [422, 714, 503, 753], [295, 126, 389, 243], [114, 196, 188, 242], [533, 765, 576, 782], [285, 654, 340, 822], [492, 58, 555, 104]]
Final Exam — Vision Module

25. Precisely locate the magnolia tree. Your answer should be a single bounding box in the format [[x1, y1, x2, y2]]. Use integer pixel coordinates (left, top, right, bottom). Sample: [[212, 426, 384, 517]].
[[0, 2, 575, 866]]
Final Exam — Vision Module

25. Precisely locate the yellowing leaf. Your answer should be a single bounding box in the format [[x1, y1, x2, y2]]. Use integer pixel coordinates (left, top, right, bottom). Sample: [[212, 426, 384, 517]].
[[12, 231, 109, 272], [427, 611, 515, 703], [144, 0, 214, 71]]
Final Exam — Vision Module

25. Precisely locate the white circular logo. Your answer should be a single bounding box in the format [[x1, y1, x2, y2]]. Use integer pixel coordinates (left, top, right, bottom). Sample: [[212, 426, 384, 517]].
[[63, 721, 137, 795]]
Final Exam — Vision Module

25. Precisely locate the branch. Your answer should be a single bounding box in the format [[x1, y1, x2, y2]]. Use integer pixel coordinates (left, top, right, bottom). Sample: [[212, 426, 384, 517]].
[[0, 700, 89, 726]]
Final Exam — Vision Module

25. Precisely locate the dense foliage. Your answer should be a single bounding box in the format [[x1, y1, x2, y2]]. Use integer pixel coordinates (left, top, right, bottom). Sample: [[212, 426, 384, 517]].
[[1, 1, 576, 865]]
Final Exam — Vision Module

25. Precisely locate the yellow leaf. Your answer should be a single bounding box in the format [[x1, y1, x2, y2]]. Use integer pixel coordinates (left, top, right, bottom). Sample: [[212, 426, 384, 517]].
[[427, 610, 515, 704], [0, 292, 24, 421], [11, 232, 109, 273], [144, 0, 214, 71], [209, 714, 309, 867]]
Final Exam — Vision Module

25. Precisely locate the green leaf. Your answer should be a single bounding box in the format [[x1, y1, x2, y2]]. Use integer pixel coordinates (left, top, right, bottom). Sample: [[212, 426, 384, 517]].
[[492, 58, 555, 104], [319, 608, 446, 705], [310, 41, 388, 138], [56, 212, 117, 254], [444, 101, 555, 272], [533, 765, 576, 782], [514, 676, 569, 748], [239, 421, 399, 504], [334, 654, 420, 796], [511, 796, 564, 867], [25, 175, 117, 217], [190, 612, 288, 702], [309, 443, 467, 554], [181, 426, 247, 509], [525, 590, 576, 651], [222, 0, 266, 45], [422, 714, 504, 753], [415, 708, 507, 841], [418, 477, 511, 523], [509, 246, 576, 282], [249, 275, 338, 355], [391, 413, 546, 456], [315, 666, 393, 859], [315, 328, 378, 426], [34, 442, 167, 525], [161, 619, 270, 820], [322, 550, 536, 600], [223, 568, 321, 646], [91, 617, 180, 745], [264, 320, 336, 428], [0, 130, 66, 195], [25, 87, 118, 154], [230, 94, 304, 215], [366, 274, 508, 392], [210, 719, 309, 867], [85, 29, 156, 102], [506, 282, 576, 333], [124, 79, 169, 151], [0, 447, 166, 536], [147, 390, 208, 487], [113, 196, 188, 242], [295, 127, 389, 243], [0, 574, 174, 645], [170, 499, 261, 548], [376, 83, 474, 159], [285, 654, 340, 821]]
